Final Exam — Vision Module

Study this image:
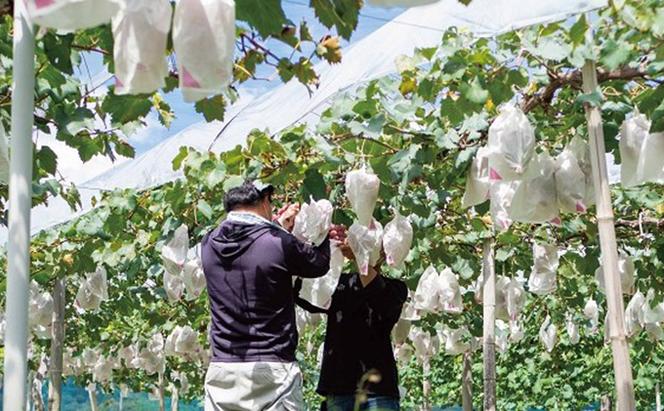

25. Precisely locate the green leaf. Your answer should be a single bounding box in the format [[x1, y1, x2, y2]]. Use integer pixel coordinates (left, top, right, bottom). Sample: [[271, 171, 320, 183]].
[[652, 8, 664, 37], [600, 39, 631, 71], [197, 199, 213, 220], [35, 146, 58, 176], [302, 169, 327, 201], [532, 37, 571, 61], [311, 0, 361, 40], [236, 0, 287, 37], [461, 77, 489, 104], [102, 90, 153, 126], [172, 147, 189, 171], [195, 95, 226, 122], [568, 14, 588, 46], [115, 141, 135, 158], [223, 175, 245, 191], [43, 33, 74, 75], [575, 89, 604, 108]]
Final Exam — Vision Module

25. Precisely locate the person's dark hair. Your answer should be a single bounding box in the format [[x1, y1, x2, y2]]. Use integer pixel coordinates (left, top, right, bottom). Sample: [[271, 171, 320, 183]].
[[223, 181, 271, 212]]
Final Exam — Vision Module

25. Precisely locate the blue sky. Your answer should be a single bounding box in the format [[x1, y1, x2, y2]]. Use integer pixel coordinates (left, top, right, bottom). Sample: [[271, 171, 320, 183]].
[[85, 4, 404, 156]]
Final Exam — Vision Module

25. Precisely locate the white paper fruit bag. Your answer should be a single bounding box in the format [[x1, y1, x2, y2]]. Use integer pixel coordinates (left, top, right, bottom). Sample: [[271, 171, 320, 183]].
[[528, 243, 558, 296], [510, 152, 559, 224], [440, 326, 471, 356], [583, 298, 600, 334], [76, 267, 109, 311], [29, 281, 54, 339], [625, 290, 645, 337], [595, 253, 635, 295], [487, 105, 536, 182], [462, 146, 491, 208], [505, 278, 526, 321], [345, 168, 380, 226], [182, 257, 206, 301], [112, 0, 172, 95], [555, 148, 588, 213], [293, 198, 333, 246], [567, 136, 595, 207], [566, 315, 580, 345], [619, 113, 664, 187], [439, 268, 463, 314], [489, 181, 518, 231], [173, 0, 235, 102], [162, 225, 189, 276], [382, 211, 413, 268], [348, 219, 383, 275], [28, 0, 120, 31], [539, 316, 557, 352], [300, 243, 344, 309], [413, 266, 441, 313]]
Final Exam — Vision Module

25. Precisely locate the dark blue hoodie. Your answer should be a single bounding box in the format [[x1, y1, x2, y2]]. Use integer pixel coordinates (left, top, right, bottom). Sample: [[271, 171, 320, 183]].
[[201, 217, 331, 363]]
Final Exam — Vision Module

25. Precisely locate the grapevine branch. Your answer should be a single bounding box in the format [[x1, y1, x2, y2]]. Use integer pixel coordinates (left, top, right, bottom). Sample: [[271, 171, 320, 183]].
[[521, 66, 652, 113]]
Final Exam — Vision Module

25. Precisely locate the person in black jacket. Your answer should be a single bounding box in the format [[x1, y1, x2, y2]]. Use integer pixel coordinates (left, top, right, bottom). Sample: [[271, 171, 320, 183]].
[[316, 244, 408, 411]]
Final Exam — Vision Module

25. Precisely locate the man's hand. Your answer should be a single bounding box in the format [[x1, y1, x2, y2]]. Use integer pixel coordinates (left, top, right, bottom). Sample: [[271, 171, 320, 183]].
[[329, 224, 347, 243], [276, 203, 300, 232]]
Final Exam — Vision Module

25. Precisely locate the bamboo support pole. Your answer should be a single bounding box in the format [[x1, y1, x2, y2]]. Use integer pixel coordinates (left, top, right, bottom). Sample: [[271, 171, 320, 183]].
[[462, 351, 473, 411], [48, 278, 65, 411], [581, 59, 635, 411], [87, 384, 99, 411], [657, 382, 661, 411], [482, 238, 496, 411], [158, 372, 166, 411], [422, 359, 431, 411]]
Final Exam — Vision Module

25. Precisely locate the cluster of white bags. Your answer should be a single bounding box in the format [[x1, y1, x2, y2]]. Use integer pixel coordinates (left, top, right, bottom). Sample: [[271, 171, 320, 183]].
[[413, 266, 463, 314], [27, 0, 120, 31], [173, 0, 235, 102], [28, 281, 54, 339], [595, 253, 635, 295], [138, 333, 166, 376], [382, 211, 413, 268], [111, 0, 172, 95], [28, 0, 236, 101], [165, 325, 201, 358], [539, 315, 557, 352], [162, 225, 206, 302], [293, 199, 334, 246], [92, 355, 115, 383], [345, 168, 380, 226], [619, 113, 664, 187], [408, 326, 439, 363], [464, 106, 597, 229], [623, 289, 664, 340], [528, 243, 559, 296], [75, 267, 109, 312], [438, 325, 473, 356], [348, 220, 383, 275]]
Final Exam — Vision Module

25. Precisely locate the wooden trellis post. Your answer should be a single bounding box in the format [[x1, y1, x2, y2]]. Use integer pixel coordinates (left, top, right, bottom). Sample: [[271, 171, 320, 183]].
[[581, 58, 636, 410], [482, 238, 496, 411], [48, 278, 65, 411], [462, 351, 473, 411]]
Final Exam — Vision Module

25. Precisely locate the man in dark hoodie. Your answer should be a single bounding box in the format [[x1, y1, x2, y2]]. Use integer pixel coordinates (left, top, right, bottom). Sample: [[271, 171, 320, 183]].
[[201, 180, 344, 411]]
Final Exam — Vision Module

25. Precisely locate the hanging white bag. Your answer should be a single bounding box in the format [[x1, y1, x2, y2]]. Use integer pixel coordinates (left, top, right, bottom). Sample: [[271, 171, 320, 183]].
[[182, 256, 206, 301], [27, 0, 119, 31], [163, 270, 185, 303], [28, 281, 54, 339], [382, 211, 413, 268], [539, 316, 557, 352], [487, 105, 536, 182], [0, 124, 8, 184], [555, 148, 588, 213], [408, 326, 439, 363], [162, 225, 189, 276], [619, 113, 664, 187], [642, 289, 664, 341], [392, 318, 412, 346], [489, 181, 518, 231], [566, 315, 580, 345], [348, 219, 383, 275], [111, 0, 172, 95], [595, 252, 635, 295], [528, 243, 558, 296], [439, 267, 463, 314], [583, 298, 600, 335], [440, 326, 471, 356], [509, 321, 524, 342], [505, 277, 526, 321], [462, 146, 491, 208], [509, 152, 560, 224], [75, 267, 109, 311], [625, 290, 645, 337], [293, 198, 334, 246], [345, 168, 380, 226], [494, 276, 511, 321], [413, 266, 441, 314], [300, 243, 344, 309], [495, 320, 510, 353], [567, 136, 595, 207], [173, 0, 235, 102]]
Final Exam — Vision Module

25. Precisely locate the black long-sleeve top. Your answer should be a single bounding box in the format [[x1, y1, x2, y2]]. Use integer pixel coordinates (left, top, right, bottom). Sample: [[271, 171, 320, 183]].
[[316, 273, 408, 398]]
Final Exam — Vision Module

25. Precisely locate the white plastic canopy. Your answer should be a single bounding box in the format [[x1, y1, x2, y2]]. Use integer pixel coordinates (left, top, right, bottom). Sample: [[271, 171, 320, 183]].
[[3, 0, 607, 408]]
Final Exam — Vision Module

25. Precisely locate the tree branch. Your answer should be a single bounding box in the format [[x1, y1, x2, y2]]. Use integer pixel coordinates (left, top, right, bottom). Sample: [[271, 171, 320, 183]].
[[521, 66, 651, 113]]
